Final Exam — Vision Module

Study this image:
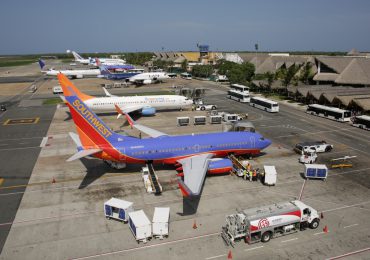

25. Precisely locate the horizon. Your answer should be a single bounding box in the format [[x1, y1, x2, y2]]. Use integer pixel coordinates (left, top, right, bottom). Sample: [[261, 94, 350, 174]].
[[1, 0, 370, 55]]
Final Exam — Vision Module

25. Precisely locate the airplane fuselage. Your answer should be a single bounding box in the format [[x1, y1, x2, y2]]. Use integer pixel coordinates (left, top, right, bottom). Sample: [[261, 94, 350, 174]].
[[100, 131, 271, 165], [85, 95, 193, 112]]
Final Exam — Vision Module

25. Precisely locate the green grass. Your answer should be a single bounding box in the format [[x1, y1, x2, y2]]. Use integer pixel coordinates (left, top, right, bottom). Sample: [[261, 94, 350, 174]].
[[0, 60, 35, 67], [43, 98, 63, 105]]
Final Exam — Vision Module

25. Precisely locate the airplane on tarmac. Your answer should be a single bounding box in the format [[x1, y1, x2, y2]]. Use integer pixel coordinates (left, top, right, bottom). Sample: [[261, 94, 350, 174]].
[[72, 51, 126, 66], [38, 59, 100, 79], [58, 73, 271, 197], [98, 64, 170, 85], [59, 74, 193, 116]]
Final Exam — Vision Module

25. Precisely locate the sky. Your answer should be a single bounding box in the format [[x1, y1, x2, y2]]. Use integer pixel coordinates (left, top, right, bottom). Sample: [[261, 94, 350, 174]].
[[1, 0, 370, 54]]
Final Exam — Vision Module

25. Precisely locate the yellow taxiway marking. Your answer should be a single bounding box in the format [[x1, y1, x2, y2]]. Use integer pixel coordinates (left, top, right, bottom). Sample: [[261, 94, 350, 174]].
[[3, 117, 40, 126], [0, 178, 4, 187]]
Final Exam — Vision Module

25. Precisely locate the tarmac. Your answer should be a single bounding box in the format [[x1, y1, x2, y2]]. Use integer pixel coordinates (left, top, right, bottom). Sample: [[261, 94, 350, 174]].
[[0, 63, 370, 259]]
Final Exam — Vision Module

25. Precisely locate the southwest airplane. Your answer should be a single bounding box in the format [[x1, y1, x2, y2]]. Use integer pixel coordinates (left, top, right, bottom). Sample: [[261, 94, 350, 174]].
[[72, 51, 126, 66], [38, 59, 100, 79], [59, 75, 193, 116], [58, 73, 271, 197]]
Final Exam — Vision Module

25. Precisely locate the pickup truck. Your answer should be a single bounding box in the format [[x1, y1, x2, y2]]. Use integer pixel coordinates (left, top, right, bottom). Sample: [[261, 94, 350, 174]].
[[295, 141, 333, 153]]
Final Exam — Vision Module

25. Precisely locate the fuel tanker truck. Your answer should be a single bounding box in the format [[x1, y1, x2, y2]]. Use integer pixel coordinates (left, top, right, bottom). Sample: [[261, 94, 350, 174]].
[[221, 200, 320, 246]]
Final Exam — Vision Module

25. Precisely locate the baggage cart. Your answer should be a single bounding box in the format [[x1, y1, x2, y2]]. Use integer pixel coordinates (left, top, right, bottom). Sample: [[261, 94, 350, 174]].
[[152, 207, 170, 239], [128, 210, 152, 243], [104, 198, 134, 222]]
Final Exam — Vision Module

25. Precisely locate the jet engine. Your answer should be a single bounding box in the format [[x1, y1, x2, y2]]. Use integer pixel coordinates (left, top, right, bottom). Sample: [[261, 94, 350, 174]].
[[141, 106, 156, 116], [207, 158, 233, 175]]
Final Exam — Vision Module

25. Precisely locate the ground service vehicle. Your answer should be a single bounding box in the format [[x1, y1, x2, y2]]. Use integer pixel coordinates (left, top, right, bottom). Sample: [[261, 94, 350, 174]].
[[295, 141, 333, 153], [222, 200, 319, 246], [299, 149, 317, 164], [352, 115, 370, 130], [306, 104, 351, 122], [250, 97, 279, 112], [227, 84, 250, 103], [195, 104, 217, 111]]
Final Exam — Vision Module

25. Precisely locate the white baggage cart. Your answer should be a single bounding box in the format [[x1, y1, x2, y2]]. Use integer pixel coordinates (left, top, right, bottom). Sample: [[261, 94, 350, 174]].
[[152, 207, 170, 239], [128, 210, 152, 243], [104, 198, 133, 222]]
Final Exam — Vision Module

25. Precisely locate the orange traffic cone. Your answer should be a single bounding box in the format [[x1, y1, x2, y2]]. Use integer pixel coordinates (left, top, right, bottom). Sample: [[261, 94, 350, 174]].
[[193, 219, 197, 229], [52, 177, 56, 184], [323, 225, 328, 233], [320, 212, 324, 219], [227, 250, 233, 259]]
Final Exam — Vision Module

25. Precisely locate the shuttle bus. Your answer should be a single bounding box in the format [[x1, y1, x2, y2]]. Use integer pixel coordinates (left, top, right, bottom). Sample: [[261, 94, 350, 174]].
[[227, 84, 250, 103], [250, 97, 279, 113], [306, 104, 351, 122], [352, 115, 370, 130]]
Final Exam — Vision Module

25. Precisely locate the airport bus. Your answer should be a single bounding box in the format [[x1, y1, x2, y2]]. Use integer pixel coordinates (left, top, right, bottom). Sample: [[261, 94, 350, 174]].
[[306, 104, 351, 122], [180, 72, 192, 80], [352, 115, 370, 130], [227, 84, 250, 103], [249, 97, 279, 113]]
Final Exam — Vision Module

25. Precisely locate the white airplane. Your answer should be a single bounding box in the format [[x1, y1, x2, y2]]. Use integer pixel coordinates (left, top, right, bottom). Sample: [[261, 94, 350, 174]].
[[38, 59, 100, 79], [59, 75, 193, 116], [129, 72, 170, 85], [72, 51, 126, 66]]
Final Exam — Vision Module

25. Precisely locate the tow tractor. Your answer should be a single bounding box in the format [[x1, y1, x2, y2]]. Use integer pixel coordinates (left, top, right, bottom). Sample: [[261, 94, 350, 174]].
[[195, 104, 217, 111], [141, 164, 162, 195], [299, 149, 317, 164]]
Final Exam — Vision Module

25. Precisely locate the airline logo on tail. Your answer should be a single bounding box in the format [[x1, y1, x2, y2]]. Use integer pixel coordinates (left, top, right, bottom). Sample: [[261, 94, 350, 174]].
[[38, 59, 46, 70], [72, 51, 84, 61], [71, 99, 113, 139]]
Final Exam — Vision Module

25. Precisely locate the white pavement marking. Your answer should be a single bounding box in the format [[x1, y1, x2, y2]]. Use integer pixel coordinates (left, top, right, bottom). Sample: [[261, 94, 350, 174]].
[[0, 110, 8, 119], [39, 137, 48, 147], [313, 231, 329, 236], [0, 146, 40, 151], [322, 201, 370, 213], [70, 232, 220, 260], [326, 247, 370, 260], [343, 223, 358, 229], [244, 246, 264, 252], [205, 254, 226, 259], [281, 237, 298, 243]]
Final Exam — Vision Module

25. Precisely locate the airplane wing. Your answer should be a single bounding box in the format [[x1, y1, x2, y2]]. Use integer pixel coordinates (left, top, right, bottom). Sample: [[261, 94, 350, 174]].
[[102, 87, 117, 97], [114, 104, 147, 119], [114, 104, 168, 138], [177, 153, 214, 197]]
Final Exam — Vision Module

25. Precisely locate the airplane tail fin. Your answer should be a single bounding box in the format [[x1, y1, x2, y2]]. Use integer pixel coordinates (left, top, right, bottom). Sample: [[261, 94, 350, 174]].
[[38, 59, 46, 70], [59, 75, 135, 160], [95, 58, 101, 67], [72, 51, 83, 61], [57, 73, 93, 101]]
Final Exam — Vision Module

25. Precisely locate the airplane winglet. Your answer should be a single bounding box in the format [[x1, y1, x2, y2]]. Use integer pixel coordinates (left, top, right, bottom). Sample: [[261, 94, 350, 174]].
[[114, 104, 134, 127]]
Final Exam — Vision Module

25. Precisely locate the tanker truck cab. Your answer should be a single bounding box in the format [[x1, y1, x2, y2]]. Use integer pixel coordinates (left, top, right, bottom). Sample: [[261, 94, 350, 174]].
[[293, 200, 320, 229]]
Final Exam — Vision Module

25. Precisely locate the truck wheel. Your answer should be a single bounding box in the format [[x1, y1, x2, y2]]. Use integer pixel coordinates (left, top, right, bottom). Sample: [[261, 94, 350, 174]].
[[261, 231, 272, 242], [309, 219, 320, 229], [325, 146, 332, 152], [201, 106, 205, 111], [212, 106, 217, 110]]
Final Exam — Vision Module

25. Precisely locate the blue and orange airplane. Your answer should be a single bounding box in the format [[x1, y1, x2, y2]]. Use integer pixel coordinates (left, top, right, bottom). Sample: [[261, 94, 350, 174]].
[[58, 73, 271, 197]]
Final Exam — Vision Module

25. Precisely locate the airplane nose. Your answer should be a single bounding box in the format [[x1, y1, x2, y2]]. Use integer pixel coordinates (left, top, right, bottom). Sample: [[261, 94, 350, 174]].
[[263, 139, 272, 149]]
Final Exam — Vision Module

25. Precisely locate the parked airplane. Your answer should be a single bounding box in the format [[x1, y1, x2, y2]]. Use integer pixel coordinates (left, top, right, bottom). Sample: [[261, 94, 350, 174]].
[[58, 73, 271, 197], [38, 59, 100, 79], [72, 51, 126, 66], [58, 74, 193, 116]]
